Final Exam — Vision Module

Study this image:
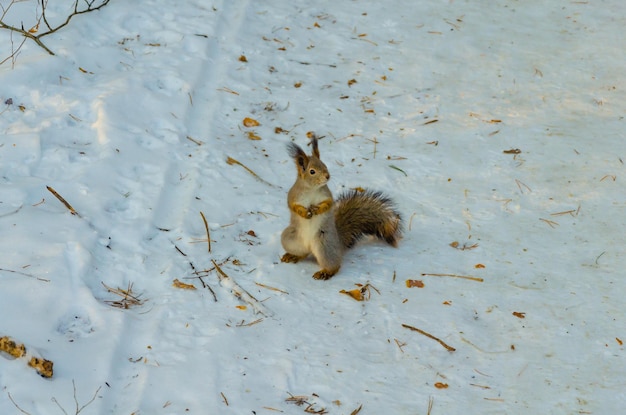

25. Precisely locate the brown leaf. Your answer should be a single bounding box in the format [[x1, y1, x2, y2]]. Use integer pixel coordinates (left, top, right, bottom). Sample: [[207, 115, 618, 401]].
[[434, 382, 449, 389], [172, 279, 196, 290], [246, 131, 262, 140], [243, 117, 260, 127], [405, 279, 424, 288], [512, 311, 526, 319], [340, 288, 365, 301], [239, 55, 248, 62]]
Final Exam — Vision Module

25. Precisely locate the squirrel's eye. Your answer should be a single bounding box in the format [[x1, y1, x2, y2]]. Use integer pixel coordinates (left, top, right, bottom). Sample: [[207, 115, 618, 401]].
[[309, 169, 316, 175]]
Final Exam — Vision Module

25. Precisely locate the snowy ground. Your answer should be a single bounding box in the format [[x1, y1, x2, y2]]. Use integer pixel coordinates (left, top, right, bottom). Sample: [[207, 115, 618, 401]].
[[1, 0, 625, 414]]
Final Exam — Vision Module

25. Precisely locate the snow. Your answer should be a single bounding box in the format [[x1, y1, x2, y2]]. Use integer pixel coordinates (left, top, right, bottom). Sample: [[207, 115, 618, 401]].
[[1, 0, 624, 413]]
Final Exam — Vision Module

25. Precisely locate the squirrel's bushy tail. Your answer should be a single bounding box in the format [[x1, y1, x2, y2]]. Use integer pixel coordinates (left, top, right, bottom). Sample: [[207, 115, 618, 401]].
[[334, 189, 403, 249]]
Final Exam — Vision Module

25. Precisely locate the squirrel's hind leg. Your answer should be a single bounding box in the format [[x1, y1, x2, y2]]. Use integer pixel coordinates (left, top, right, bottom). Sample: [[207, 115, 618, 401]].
[[311, 232, 342, 280], [281, 225, 309, 263]]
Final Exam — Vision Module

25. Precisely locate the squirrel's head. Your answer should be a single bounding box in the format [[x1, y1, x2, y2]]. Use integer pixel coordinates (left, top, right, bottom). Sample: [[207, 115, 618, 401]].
[[287, 134, 330, 187]]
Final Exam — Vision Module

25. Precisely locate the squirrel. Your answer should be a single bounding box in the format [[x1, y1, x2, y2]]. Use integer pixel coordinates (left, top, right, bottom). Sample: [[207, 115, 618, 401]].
[[280, 134, 403, 280]]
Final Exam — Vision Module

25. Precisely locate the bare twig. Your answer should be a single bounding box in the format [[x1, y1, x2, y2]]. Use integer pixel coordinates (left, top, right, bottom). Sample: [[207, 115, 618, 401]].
[[421, 273, 483, 282], [226, 156, 278, 188], [7, 392, 31, 415], [255, 282, 289, 294], [101, 281, 144, 309], [212, 259, 273, 317], [51, 380, 101, 415], [0, 267, 50, 282], [0, 0, 110, 62], [46, 186, 80, 216], [0, 27, 27, 67], [199, 211, 211, 253], [402, 323, 456, 352]]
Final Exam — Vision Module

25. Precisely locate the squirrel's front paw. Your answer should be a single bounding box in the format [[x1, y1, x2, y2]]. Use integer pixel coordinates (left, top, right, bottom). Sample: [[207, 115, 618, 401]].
[[310, 199, 333, 216], [292, 204, 313, 219], [281, 253, 303, 263]]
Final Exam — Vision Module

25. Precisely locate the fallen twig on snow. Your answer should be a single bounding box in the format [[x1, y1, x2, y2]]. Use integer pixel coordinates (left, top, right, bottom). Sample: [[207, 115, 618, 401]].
[[0, 0, 111, 59], [101, 281, 144, 309], [212, 259, 272, 317], [255, 282, 289, 295], [401, 323, 456, 352], [226, 156, 278, 188], [46, 186, 80, 216], [0, 267, 50, 282], [199, 211, 212, 253], [421, 273, 483, 283], [50, 380, 101, 415]]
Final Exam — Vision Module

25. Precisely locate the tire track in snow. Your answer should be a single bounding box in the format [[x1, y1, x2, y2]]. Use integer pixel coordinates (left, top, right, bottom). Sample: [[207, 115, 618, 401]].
[[99, 1, 252, 412]]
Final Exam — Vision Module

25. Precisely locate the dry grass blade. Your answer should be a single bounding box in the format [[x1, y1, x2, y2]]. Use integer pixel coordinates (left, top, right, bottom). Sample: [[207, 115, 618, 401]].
[[515, 179, 532, 193], [7, 392, 31, 415], [539, 218, 559, 228], [186, 135, 203, 145], [46, 185, 80, 216], [199, 211, 211, 253], [427, 396, 434, 415], [101, 281, 144, 309], [226, 156, 277, 188], [0, 267, 50, 282], [212, 260, 273, 317], [236, 318, 264, 327], [421, 273, 483, 282], [350, 404, 363, 415], [255, 282, 289, 294], [550, 205, 581, 217], [285, 394, 310, 406], [402, 323, 456, 352]]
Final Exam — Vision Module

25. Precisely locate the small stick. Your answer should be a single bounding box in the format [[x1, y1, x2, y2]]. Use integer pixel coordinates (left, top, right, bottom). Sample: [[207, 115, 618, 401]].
[[255, 282, 289, 294], [539, 218, 559, 228], [408, 212, 417, 231], [212, 260, 273, 317], [220, 392, 229, 406], [0, 267, 50, 282], [236, 318, 264, 327], [46, 185, 80, 216], [199, 211, 211, 253], [186, 135, 203, 146], [226, 156, 278, 188], [421, 273, 483, 282], [402, 323, 456, 352], [7, 392, 30, 415], [217, 87, 239, 95], [514, 179, 532, 193]]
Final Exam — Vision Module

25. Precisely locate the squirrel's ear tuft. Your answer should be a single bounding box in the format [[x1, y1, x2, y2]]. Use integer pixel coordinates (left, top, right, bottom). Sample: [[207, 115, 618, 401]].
[[309, 134, 320, 158], [287, 142, 308, 172]]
